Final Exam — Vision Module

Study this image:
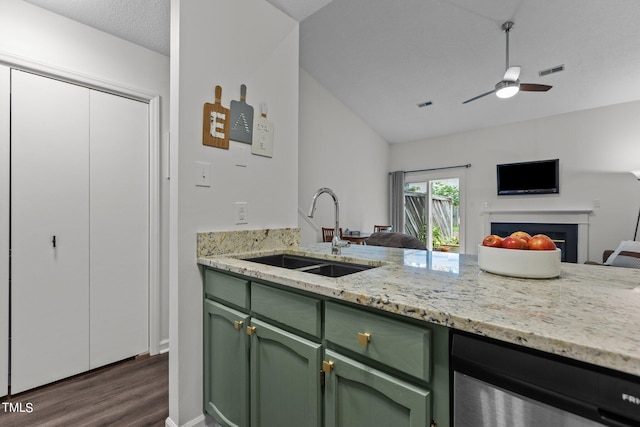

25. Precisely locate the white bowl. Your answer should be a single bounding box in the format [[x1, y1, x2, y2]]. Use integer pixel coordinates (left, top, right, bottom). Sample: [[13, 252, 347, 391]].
[[477, 245, 561, 279]]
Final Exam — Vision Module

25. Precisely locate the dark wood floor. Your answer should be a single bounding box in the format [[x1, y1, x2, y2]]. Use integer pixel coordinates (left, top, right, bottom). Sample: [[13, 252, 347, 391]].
[[0, 352, 168, 427]]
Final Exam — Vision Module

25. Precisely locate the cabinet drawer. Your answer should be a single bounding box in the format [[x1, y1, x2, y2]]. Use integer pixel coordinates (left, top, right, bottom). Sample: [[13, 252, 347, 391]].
[[251, 283, 321, 338], [204, 269, 250, 310], [325, 301, 431, 382]]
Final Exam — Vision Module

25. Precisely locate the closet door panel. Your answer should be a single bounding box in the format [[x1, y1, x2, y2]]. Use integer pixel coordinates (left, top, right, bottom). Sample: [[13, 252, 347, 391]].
[[89, 90, 149, 368], [11, 70, 90, 394]]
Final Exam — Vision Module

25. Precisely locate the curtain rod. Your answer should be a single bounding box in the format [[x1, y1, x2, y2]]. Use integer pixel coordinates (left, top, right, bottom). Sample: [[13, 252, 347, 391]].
[[402, 163, 471, 174]]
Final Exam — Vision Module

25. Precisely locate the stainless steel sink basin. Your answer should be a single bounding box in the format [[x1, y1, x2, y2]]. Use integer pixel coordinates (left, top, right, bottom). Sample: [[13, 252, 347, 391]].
[[243, 254, 376, 278]]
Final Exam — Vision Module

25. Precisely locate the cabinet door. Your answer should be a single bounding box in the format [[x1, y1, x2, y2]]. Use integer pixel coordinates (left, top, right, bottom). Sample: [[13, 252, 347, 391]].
[[10, 70, 90, 394], [250, 318, 322, 427], [324, 349, 431, 427], [204, 299, 250, 427], [89, 90, 149, 369]]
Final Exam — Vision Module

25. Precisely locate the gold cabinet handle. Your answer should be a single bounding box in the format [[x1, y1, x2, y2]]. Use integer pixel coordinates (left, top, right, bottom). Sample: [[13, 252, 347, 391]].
[[233, 320, 244, 330], [246, 325, 257, 336], [322, 360, 334, 374], [358, 332, 371, 346]]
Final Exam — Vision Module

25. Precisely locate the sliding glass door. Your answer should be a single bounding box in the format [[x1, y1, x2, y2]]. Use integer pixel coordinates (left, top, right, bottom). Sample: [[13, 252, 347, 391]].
[[404, 170, 465, 253]]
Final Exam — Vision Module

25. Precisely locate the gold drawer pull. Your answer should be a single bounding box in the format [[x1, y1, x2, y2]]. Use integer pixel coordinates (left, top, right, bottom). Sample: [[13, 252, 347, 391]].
[[246, 325, 257, 335], [322, 360, 334, 373], [233, 320, 244, 330], [358, 332, 371, 346]]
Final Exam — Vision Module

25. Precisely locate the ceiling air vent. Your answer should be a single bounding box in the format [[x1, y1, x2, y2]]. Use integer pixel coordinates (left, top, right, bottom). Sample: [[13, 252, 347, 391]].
[[539, 64, 565, 77]]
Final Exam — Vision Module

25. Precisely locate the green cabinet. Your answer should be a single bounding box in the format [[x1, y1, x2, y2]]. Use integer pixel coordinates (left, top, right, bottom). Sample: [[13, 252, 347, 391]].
[[204, 300, 250, 427], [203, 267, 449, 427], [324, 301, 448, 427], [323, 349, 430, 427], [325, 301, 431, 382], [204, 269, 322, 427], [249, 319, 322, 427]]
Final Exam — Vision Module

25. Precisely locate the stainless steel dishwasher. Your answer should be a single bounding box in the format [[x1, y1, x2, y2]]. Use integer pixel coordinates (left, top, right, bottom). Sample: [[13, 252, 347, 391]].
[[451, 332, 640, 427]]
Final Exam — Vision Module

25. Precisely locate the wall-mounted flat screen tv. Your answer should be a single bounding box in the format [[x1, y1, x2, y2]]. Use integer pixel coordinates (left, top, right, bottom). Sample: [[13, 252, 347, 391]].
[[497, 159, 559, 195]]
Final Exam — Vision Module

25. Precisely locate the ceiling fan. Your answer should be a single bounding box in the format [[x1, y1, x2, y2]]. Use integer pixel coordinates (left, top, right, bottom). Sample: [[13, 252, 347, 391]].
[[462, 21, 552, 104]]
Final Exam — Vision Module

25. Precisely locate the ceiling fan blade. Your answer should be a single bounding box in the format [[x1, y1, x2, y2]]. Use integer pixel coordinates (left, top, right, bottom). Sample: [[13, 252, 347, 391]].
[[520, 83, 552, 92], [503, 66, 520, 82], [462, 89, 496, 104]]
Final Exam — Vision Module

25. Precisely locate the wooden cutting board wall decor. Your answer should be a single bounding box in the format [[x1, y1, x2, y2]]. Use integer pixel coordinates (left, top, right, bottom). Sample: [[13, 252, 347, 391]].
[[229, 84, 254, 144], [202, 85, 230, 149], [252, 103, 274, 158]]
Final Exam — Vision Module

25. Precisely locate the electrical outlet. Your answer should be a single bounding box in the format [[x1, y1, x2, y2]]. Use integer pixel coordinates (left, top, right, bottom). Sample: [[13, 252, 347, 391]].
[[235, 202, 248, 224], [195, 162, 211, 187]]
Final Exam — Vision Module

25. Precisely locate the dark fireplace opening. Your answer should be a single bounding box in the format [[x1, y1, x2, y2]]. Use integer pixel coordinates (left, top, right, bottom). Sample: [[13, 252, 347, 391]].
[[490, 222, 578, 263]]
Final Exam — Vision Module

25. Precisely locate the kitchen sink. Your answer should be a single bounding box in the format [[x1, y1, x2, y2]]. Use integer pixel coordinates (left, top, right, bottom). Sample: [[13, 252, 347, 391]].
[[243, 254, 377, 278]]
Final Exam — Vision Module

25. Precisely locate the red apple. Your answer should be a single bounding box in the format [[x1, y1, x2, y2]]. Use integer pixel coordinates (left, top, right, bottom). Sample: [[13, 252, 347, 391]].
[[510, 231, 532, 242], [482, 235, 504, 247], [528, 234, 557, 250], [502, 236, 529, 249]]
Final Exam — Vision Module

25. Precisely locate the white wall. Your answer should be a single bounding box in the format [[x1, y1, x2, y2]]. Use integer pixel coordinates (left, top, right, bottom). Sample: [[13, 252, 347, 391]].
[[390, 100, 640, 261], [169, 0, 299, 425], [298, 69, 390, 243], [0, 0, 170, 388], [0, 64, 8, 398]]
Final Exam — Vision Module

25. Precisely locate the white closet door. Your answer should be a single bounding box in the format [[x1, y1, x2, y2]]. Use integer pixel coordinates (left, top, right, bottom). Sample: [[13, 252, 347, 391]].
[[11, 70, 90, 394], [89, 90, 149, 368], [0, 64, 9, 398]]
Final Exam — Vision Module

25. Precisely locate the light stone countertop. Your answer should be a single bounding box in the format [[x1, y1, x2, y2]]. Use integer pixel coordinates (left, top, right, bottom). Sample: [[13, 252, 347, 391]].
[[198, 242, 640, 377]]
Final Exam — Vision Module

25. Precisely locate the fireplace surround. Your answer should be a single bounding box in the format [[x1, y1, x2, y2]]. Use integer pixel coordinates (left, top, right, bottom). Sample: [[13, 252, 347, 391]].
[[482, 209, 592, 263]]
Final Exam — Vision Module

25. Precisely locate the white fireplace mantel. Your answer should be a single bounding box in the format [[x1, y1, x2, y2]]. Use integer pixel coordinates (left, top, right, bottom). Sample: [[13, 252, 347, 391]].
[[482, 209, 593, 263]]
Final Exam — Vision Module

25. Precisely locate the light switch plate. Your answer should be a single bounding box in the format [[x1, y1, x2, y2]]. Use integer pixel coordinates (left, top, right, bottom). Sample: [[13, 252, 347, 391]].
[[195, 161, 211, 187], [232, 143, 248, 167], [235, 202, 248, 224]]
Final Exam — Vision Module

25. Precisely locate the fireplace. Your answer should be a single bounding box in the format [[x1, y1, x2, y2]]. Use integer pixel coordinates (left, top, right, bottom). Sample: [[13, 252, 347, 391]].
[[483, 209, 591, 263], [491, 222, 578, 263]]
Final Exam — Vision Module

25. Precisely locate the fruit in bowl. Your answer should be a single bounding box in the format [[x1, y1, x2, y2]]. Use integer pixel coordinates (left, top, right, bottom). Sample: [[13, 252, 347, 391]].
[[510, 231, 532, 243], [502, 236, 529, 250], [481, 234, 503, 248], [528, 234, 557, 250], [481, 231, 557, 251], [479, 231, 561, 278]]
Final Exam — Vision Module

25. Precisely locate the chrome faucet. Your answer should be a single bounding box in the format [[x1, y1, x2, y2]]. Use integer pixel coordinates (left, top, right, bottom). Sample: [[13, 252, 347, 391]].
[[308, 187, 350, 255]]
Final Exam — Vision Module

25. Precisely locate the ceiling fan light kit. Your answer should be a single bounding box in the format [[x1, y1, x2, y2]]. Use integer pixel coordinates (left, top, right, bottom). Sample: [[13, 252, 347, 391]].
[[495, 80, 520, 98], [462, 21, 553, 104]]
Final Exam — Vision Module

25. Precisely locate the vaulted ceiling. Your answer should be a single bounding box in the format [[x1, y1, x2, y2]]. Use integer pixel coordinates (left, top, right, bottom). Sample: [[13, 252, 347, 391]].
[[24, 0, 640, 143]]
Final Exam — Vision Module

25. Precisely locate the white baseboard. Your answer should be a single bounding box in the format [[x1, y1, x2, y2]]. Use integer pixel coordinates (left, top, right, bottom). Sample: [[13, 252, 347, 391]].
[[159, 338, 170, 354], [165, 414, 207, 427]]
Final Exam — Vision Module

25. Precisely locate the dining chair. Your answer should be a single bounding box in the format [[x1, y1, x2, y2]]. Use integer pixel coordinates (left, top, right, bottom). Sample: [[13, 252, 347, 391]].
[[322, 227, 342, 242], [373, 225, 393, 233]]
